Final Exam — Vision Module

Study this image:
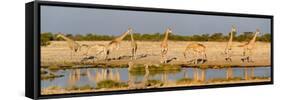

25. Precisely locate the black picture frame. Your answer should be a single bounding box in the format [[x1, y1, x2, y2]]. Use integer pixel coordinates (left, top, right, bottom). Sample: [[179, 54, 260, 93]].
[[26, 1, 274, 99]]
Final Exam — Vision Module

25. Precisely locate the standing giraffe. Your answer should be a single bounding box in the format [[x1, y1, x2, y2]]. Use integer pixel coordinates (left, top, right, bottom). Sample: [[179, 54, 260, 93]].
[[238, 29, 260, 62], [224, 25, 237, 62], [105, 28, 132, 60], [56, 33, 88, 59], [130, 30, 138, 60], [183, 43, 207, 64], [160, 28, 172, 63]]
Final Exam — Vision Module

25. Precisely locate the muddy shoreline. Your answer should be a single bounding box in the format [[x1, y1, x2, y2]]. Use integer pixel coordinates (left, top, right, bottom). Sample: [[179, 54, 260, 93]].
[[41, 78, 270, 95]]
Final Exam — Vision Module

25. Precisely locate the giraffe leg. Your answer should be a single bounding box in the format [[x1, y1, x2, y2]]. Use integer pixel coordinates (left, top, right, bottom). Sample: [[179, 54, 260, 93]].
[[191, 51, 196, 64], [197, 52, 200, 64], [249, 50, 254, 62], [134, 48, 137, 60], [203, 52, 207, 63], [160, 48, 167, 63], [245, 49, 250, 62], [225, 50, 229, 61], [164, 48, 167, 63], [201, 52, 206, 63], [183, 51, 187, 59], [225, 50, 232, 62], [160, 48, 164, 63], [70, 50, 73, 60], [162, 49, 165, 63], [241, 49, 246, 62], [131, 48, 134, 60], [105, 49, 110, 61], [116, 44, 120, 59], [194, 52, 198, 64], [198, 52, 201, 63]]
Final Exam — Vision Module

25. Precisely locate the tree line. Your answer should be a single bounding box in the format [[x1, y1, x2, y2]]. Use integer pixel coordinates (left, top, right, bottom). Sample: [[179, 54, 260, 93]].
[[41, 32, 271, 46]]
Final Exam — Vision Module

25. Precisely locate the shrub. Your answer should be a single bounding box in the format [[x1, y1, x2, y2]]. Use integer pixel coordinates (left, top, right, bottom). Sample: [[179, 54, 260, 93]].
[[96, 80, 128, 89], [41, 32, 54, 46], [41, 32, 271, 42], [145, 80, 164, 86], [176, 78, 193, 84]]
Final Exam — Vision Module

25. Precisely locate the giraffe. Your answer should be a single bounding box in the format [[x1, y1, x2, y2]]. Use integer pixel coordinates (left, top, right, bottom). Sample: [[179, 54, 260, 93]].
[[56, 33, 88, 59], [183, 43, 207, 64], [160, 28, 172, 63], [130, 30, 138, 60], [105, 28, 132, 60], [238, 29, 260, 62], [84, 44, 107, 60], [224, 25, 237, 62]]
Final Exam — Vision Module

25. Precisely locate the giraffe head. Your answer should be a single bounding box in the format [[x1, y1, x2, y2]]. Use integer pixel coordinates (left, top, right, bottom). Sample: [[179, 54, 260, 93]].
[[256, 29, 260, 34], [128, 27, 133, 34], [166, 27, 172, 34], [231, 25, 237, 32]]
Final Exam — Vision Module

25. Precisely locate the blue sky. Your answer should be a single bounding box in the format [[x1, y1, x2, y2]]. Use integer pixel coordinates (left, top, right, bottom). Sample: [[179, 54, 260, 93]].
[[41, 5, 271, 35]]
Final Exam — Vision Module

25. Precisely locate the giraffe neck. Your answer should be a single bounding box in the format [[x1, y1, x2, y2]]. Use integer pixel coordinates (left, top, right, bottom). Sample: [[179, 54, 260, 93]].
[[59, 35, 73, 43], [249, 31, 258, 45], [130, 33, 135, 42], [114, 30, 130, 42], [227, 31, 233, 45], [229, 31, 233, 42], [163, 30, 169, 43]]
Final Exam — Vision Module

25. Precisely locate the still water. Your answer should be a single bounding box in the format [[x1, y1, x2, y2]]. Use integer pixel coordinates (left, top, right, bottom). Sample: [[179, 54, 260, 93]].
[[41, 67, 271, 88]]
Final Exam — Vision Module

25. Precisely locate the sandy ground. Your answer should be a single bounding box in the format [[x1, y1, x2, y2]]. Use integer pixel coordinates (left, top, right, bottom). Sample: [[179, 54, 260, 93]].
[[41, 41, 271, 67]]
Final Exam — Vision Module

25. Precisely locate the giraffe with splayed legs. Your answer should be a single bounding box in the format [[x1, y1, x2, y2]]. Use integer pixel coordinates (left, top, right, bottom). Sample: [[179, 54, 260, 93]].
[[105, 28, 132, 60], [238, 29, 260, 62], [224, 25, 236, 62], [160, 28, 172, 63], [183, 43, 207, 64]]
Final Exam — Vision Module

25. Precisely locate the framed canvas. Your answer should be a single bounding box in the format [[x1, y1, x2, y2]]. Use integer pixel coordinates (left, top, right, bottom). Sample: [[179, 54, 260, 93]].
[[25, 0, 273, 99]]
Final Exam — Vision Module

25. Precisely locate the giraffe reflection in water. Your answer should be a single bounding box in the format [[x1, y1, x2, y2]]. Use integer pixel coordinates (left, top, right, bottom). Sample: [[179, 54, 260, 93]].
[[86, 68, 121, 83]]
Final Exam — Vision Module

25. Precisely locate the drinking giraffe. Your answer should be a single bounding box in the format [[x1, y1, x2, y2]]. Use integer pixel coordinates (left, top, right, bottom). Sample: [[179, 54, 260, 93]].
[[183, 43, 207, 64]]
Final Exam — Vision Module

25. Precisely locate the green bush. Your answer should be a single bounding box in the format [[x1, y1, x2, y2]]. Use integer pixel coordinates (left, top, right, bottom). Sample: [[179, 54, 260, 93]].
[[176, 78, 193, 84], [79, 85, 93, 90], [41, 73, 64, 80], [145, 80, 164, 86], [40, 32, 271, 42], [41, 32, 54, 46], [96, 80, 128, 89], [129, 64, 181, 76]]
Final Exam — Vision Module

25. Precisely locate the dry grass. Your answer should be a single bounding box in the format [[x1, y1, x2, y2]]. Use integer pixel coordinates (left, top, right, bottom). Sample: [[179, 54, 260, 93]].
[[41, 41, 271, 67]]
